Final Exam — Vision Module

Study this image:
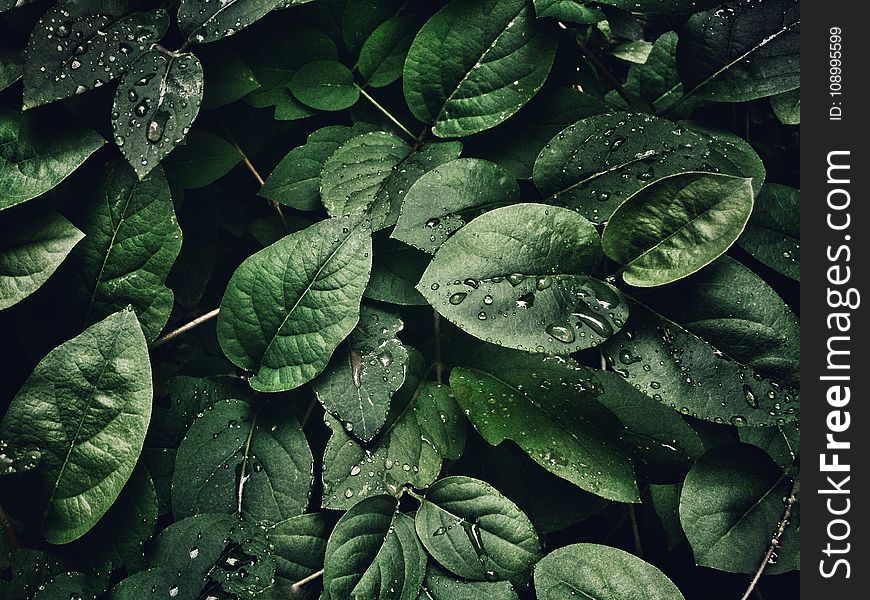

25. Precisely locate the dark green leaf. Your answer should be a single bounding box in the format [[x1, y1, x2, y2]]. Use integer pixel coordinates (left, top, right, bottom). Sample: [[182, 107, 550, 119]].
[[737, 183, 799, 281], [163, 130, 241, 189], [415, 476, 541, 582], [603, 173, 755, 287], [0, 107, 104, 212], [66, 161, 181, 343], [288, 60, 359, 111], [23, 6, 169, 109], [404, 0, 558, 137], [312, 305, 409, 442], [0, 210, 83, 310], [418, 203, 626, 353], [364, 238, 429, 306], [198, 45, 260, 109], [178, 0, 285, 44], [534, 543, 686, 599], [393, 158, 519, 254], [359, 15, 418, 88], [677, 0, 799, 102], [217, 216, 372, 392], [322, 495, 426, 600], [172, 398, 313, 527], [771, 89, 800, 124], [680, 444, 798, 574], [450, 347, 638, 502], [739, 422, 800, 470], [112, 50, 203, 178], [533, 112, 765, 224], [0, 308, 151, 544], [0, 45, 22, 92], [267, 513, 334, 595], [532, 0, 604, 24], [418, 564, 520, 600]]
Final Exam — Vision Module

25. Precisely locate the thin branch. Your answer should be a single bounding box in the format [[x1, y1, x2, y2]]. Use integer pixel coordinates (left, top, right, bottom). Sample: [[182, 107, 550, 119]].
[[628, 504, 644, 558], [575, 35, 634, 107], [433, 311, 444, 384], [151, 308, 220, 349], [291, 568, 324, 591], [222, 126, 289, 230], [354, 84, 419, 143], [739, 477, 800, 600], [300, 396, 319, 429]]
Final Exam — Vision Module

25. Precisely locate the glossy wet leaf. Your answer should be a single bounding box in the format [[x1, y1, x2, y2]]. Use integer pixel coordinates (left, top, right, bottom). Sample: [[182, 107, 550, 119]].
[[65, 161, 181, 343], [112, 49, 203, 179], [450, 346, 638, 502], [404, 0, 557, 137], [737, 183, 800, 281], [603, 173, 755, 287], [312, 306, 409, 442], [359, 15, 418, 88], [0, 308, 151, 544], [532, 0, 604, 24], [260, 123, 377, 211], [0, 107, 104, 212], [267, 513, 334, 595], [771, 89, 800, 124], [677, 0, 800, 102], [172, 399, 313, 527], [178, 0, 286, 44], [612, 40, 654, 64], [0, 210, 83, 311], [534, 543, 686, 599], [217, 216, 372, 392], [321, 366, 465, 510], [393, 158, 519, 254], [680, 444, 799, 574], [416, 476, 541, 581], [288, 60, 359, 111], [419, 564, 519, 600], [322, 495, 426, 600], [364, 239, 429, 306], [532, 111, 765, 224], [23, 6, 169, 109], [418, 203, 626, 353]]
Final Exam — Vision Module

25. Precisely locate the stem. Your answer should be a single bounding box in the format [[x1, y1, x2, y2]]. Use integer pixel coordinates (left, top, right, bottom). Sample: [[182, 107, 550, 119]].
[[433, 311, 444, 384], [222, 127, 288, 230], [151, 308, 220, 349], [291, 569, 324, 591], [739, 478, 800, 600], [628, 504, 644, 558], [575, 36, 634, 107], [354, 84, 419, 142], [300, 396, 319, 429]]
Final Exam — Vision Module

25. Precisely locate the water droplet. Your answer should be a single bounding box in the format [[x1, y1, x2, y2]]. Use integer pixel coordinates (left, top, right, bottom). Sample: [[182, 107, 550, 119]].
[[449, 292, 467, 305], [546, 324, 576, 343], [743, 384, 759, 409]]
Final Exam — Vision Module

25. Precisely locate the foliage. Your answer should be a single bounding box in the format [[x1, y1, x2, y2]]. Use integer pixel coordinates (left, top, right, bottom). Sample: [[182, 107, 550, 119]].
[[0, 0, 799, 598]]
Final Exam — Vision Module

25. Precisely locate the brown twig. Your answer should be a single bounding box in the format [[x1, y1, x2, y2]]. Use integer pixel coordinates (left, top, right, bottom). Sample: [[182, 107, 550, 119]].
[[151, 308, 220, 349], [739, 477, 800, 600], [628, 504, 644, 558], [222, 127, 289, 231]]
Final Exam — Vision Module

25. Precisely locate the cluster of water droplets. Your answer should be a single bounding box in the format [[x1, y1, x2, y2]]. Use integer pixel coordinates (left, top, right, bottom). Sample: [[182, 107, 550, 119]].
[[0, 438, 41, 474]]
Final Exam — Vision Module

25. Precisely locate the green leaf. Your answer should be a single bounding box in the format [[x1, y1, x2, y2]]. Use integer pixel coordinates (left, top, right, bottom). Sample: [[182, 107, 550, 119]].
[[66, 161, 181, 343], [112, 49, 203, 179], [260, 123, 377, 211], [0, 210, 83, 311], [0, 308, 151, 544], [0, 45, 22, 92], [267, 513, 334, 595], [739, 421, 799, 470], [612, 40, 654, 64], [534, 543, 686, 599], [532, 0, 604, 24], [603, 173, 754, 287], [737, 183, 799, 281], [217, 216, 372, 392], [322, 495, 426, 600], [320, 131, 411, 217], [418, 203, 627, 354], [163, 130, 241, 189], [312, 305, 409, 442], [628, 255, 801, 387], [680, 444, 798, 574], [0, 106, 104, 212], [771, 89, 800, 124], [404, 0, 558, 137], [178, 0, 285, 44], [341, 0, 402, 53], [364, 238, 429, 306], [22, 6, 169, 109], [112, 514, 276, 600], [418, 564, 520, 600], [393, 158, 519, 254], [598, 0, 720, 13], [532, 111, 765, 224], [321, 367, 465, 510], [288, 60, 359, 111], [415, 476, 541, 582], [198, 45, 260, 109], [593, 370, 705, 483], [449, 347, 638, 502], [172, 398, 313, 527], [359, 15, 418, 88], [677, 0, 800, 102]]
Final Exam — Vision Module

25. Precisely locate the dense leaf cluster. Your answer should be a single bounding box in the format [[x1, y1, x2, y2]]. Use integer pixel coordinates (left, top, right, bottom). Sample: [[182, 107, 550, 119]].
[[0, 0, 799, 598]]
